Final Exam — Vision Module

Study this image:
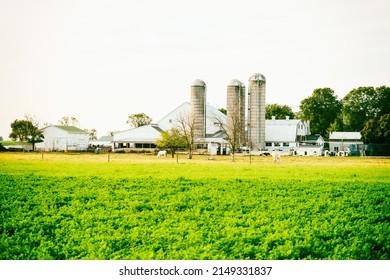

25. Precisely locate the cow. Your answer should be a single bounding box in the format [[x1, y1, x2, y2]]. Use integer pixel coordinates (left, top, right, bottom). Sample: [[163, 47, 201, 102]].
[[157, 150, 167, 159], [272, 150, 281, 164]]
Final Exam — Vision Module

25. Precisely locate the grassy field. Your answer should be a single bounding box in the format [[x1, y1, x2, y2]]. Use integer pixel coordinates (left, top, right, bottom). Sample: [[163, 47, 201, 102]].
[[0, 152, 389, 260]]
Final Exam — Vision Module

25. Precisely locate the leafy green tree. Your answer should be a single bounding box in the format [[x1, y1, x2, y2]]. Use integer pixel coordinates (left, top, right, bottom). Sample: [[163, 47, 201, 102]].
[[379, 114, 390, 143], [342, 87, 378, 131], [126, 113, 152, 128], [328, 114, 345, 135], [155, 128, 186, 158], [373, 86, 390, 117], [9, 119, 44, 151], [361, 114, 390, 144], [266, 104, 295, 119], [299, 88, 342, 139], [361, 119, 380, 144]]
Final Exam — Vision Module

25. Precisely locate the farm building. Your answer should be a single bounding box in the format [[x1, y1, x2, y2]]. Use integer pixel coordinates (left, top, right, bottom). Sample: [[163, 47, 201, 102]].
[[36, 125, 89, 152], [113, 102, 228, 153], [294, 134, 325, 156], [89, 136, 114, 148], [264, 116, 318, 154], [329, 132, 363, 156]]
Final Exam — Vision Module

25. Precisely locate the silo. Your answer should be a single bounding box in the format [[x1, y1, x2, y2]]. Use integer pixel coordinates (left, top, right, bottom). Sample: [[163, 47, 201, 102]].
[[227, 79, 246, 146], [190, 79, 206, 139], [248, 73, 266, 150]]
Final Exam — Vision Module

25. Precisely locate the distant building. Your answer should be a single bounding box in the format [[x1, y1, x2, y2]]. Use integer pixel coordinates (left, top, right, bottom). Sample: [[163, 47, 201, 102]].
[[295, 134, 325, 156], [89, 136, 114, 147], [113, 102, 227, 153], [264, 116, 312, 153], [329, 132, 363, 155], [36, 125, 89, 151]]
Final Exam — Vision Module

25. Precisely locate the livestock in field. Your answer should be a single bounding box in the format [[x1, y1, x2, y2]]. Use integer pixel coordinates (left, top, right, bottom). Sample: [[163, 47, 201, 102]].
[[157, 150, 167, 159], [272, 150, 281, 164]]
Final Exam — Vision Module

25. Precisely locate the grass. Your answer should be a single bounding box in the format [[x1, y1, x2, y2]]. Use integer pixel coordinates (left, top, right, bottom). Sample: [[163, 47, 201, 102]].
[[0, 152, 389, 181], [1, 152, 389, 260]]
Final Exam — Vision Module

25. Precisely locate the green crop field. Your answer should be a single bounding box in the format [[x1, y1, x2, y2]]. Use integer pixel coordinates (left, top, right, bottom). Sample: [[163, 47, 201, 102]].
[[1, 152, 389, 260]]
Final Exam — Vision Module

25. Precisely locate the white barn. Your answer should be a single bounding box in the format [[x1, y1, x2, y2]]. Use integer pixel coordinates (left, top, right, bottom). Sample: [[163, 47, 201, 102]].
[[36, 125, 89, 151], [113, 102, 227, 152], [264, 117, 312, 154]]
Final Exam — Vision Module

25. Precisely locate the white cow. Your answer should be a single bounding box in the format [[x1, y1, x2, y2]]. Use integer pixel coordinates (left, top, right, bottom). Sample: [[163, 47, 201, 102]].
[[157, 150, 167, 159], [272, 150, 281, 164]]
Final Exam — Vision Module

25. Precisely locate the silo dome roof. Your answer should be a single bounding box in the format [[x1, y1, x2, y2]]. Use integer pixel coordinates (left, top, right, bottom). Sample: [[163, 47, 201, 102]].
[[191, 79, 206, 87], [227, 79, 242, 86], [249, 73, 266, 82]]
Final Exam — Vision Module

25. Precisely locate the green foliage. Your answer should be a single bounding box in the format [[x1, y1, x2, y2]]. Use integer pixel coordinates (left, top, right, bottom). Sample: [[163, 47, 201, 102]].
[[299, 88, 342, 139], [155, 128, 186, 157], [126, 113, 152, 128], [9, 119, 44, 150], [342, 87, 378, 131], [1, 156, 389, 260], [361, 114, 390, 144], [374, 86, 390, 116], [266, 104, 295, 119], [218, 108, 227, 115]]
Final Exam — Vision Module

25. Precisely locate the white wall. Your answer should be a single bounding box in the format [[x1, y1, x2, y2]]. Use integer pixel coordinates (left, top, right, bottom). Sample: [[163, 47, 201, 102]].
[[36, 126, 88, 151]]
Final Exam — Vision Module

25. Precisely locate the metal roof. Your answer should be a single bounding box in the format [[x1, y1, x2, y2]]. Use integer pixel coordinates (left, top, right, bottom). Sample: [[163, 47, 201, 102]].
[[49, 125, 87, 134], [329, 132, 361, 140], [227, 79, 243, 87], [249, 73, 266, 82], [265, 119, 307, 142], [191, 79, 206, 87]]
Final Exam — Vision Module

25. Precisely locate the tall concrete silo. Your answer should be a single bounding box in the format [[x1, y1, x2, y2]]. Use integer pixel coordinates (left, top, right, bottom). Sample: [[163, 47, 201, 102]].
[[248, 73, 266, 150], [227, 79, 246, 146], [190, 79, 207, 139]]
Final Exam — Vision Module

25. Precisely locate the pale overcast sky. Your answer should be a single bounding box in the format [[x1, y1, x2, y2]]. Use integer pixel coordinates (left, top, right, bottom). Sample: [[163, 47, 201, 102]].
[[1, 0, 389, 138]]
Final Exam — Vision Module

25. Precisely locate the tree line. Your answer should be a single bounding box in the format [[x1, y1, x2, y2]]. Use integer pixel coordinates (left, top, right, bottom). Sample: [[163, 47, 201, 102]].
[[261, 86, 389, 144]]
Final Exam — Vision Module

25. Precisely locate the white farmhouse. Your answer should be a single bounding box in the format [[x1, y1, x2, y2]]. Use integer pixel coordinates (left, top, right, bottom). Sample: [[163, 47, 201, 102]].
[[36, 125, 89, 151]]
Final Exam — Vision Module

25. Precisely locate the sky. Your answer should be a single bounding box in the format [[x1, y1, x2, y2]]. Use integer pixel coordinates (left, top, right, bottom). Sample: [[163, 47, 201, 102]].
[[1, 0, 389, 139]]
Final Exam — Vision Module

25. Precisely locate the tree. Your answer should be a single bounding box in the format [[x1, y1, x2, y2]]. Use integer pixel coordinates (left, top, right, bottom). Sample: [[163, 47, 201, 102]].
[[341, 87, 378, 131], [85, 128, 97, 141], [176, 112, 196, 159], [380, 114, 390, 143], [328, 114, 345, 135], [361, 114, 390, 144], [9, 118, 44, 151], [266, 104, 295, 119], [214, 109, 243, 162], [126, 113, 152, 128], [374, 86, 390, 117], [299, 88, 342, 139], [361, 119, 380, 144], [155, 128, 186, 158], [58, 116, 79, 127]]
